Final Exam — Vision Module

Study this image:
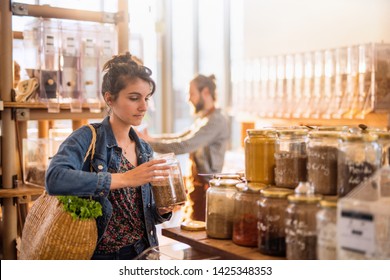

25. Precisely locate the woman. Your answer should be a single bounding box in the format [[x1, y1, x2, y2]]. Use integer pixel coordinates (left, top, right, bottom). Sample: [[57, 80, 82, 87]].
[[46, 53, 172, 260]]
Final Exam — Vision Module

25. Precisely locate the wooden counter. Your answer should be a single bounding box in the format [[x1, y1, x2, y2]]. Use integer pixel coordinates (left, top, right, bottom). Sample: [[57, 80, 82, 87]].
[[161, 227, 285, 260]]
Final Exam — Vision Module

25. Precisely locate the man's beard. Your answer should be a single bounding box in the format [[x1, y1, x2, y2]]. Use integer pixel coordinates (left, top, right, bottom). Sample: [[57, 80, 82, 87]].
[[194, 96, 205, 114]]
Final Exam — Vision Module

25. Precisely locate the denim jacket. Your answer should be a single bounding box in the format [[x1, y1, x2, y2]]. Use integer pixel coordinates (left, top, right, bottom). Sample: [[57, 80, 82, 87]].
[[45, 116, 171, 247]]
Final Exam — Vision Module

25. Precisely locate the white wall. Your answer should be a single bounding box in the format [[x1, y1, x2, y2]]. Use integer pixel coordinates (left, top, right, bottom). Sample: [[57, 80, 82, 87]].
[[243, 0, 390, 58]]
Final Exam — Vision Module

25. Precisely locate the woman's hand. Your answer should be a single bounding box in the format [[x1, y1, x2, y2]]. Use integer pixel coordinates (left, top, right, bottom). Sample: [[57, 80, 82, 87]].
[[110, 159, 169, 189], [157, 205, 174, 216]]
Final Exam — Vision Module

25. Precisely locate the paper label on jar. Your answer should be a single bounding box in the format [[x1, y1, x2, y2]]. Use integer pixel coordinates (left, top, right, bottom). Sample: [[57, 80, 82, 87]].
[[338, 210, 375, 256]]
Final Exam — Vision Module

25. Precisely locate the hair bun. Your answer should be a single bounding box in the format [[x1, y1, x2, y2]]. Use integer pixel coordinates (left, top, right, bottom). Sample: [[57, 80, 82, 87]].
[[208, 74, 216, 81]]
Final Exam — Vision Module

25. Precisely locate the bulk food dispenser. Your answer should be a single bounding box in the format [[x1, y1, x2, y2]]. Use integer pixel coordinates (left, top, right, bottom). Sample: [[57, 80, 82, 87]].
[[24, 18, 61, 112], [59, 21, 82, 112], [80, 23, 101, 112]]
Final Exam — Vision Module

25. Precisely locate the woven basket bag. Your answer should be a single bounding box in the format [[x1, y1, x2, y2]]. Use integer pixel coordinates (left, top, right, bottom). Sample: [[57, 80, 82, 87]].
[[20, 124, 99, 260]]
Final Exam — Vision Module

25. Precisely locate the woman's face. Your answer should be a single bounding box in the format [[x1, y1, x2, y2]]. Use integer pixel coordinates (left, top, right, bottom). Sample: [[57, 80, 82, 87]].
[[109, 78, 151, 126]]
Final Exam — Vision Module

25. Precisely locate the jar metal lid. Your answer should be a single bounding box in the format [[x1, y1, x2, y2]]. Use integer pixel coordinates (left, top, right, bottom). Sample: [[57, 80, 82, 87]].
[[320, 199, 338, 208], [261, 187, 294, 198], [236, 182, 268, 192], [316, 125, 349, 132], [276, 128, 308, 137], [180, 220, 206, 231], [375, 131, 390, 140], [308, 131, 341, 139], [340, 133, 378, 142], [287, 194, 322, 203], [247, 128, 277, 137], [209, 178, 241, 188]]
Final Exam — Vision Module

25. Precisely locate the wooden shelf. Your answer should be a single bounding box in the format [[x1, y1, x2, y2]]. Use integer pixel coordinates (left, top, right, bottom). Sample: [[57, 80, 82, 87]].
[[236, 112, 390, 129], [0, 182, 44, 205], [161, 227, 284, 260], [4, 101, 104, 109], [3, 101, 106, 120]]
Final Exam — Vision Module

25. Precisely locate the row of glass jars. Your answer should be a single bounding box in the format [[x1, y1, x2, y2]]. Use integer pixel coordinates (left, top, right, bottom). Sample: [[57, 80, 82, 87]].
[[244, 127, 390, 197], [205, 177, 338, 259]]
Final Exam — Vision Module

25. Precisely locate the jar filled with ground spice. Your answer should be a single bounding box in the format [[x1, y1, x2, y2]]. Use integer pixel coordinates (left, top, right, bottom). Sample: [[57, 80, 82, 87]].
[[316, 198, 338, 260], [232, 182, 266, 247], [275, 128, 308, 189], [244, 129, 277, 184], [151, 153, 187, 208], [285, 191, 322, 260], [337, 133, 381, 197], [206, 175, 241, 239], [258, 187, 294, 256], [307, 131, 340, 195]]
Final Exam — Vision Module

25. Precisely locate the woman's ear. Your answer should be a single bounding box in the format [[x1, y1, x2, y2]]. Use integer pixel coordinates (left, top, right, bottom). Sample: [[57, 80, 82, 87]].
[[104, 92, 112, 105]]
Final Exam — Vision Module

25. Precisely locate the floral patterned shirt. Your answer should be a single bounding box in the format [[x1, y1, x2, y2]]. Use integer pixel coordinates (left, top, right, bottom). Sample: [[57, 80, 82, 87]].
[[95, 154, 145, 254]]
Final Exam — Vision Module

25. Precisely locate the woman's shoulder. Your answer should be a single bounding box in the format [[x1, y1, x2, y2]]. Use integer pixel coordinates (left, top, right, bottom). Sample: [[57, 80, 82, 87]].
[[139, 136, 153, 153], [67, 124, 94, 139]]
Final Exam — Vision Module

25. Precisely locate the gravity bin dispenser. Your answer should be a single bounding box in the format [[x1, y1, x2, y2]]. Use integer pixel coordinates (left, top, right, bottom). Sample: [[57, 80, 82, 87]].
[[24, 18, 61, 112], [60, 21, 82, 112], [80, 24, 101, 113], [23, 19, 117, 112]]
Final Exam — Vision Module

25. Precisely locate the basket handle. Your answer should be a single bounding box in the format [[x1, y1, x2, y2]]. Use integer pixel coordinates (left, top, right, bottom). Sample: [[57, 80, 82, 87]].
[[83, 124, 97, 163]]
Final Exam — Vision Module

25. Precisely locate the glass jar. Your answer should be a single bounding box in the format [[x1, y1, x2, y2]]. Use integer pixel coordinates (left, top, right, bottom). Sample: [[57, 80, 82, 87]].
[[232, 182, 266, 247], [257, 187, 294, 256], [244, 129, 277, 184], [206, 175, 241, 239], [316, 198, 337, 260], [307, 131, 340, 195], [285, 193, 322, 260], [275, 128, 308, 188], [151, 153, 187, 208], [337, 133, 381, 197], [375, 131, 390, 166]]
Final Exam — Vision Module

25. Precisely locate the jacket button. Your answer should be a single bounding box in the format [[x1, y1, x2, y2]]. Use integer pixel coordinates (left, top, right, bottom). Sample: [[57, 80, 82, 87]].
[[99, 191, 104, 196], [98, 164, 104, 170], [150, 230, 153, 236], [147, 203, 151, 208]]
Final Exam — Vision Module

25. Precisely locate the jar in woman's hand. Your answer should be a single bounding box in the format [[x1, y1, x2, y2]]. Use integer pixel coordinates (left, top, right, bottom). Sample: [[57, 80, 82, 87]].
[[151, 153, 187, 208]]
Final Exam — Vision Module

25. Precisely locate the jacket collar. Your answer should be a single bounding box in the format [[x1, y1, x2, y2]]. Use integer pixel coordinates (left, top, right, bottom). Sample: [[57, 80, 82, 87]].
[[102, 116, 150, 157]]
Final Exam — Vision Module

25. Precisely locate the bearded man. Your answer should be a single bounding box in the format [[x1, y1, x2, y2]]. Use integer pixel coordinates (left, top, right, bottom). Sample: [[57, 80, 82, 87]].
[[139, 74, 230, 221]]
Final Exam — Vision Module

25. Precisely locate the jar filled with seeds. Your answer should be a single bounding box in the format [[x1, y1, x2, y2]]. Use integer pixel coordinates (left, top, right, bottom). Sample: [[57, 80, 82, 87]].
[[285, 190, 322, 260], [316, 198, 338, 260], [244, 129, 277, 184], [258, 187, 294, 256], [275, 128, 308, 189], [307, 131, 340, 195], [206, 175, 241, 239], [337, 133, 381, 197], [232, 182, 266, 247], [151, 153, 187, 208]]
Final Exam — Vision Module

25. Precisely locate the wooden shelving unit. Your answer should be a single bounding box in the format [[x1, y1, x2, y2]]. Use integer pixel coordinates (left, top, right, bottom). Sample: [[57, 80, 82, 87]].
[[0, 0, 129, 259]]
